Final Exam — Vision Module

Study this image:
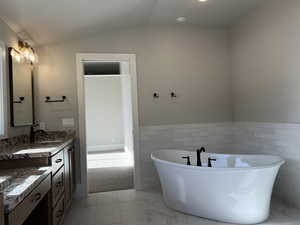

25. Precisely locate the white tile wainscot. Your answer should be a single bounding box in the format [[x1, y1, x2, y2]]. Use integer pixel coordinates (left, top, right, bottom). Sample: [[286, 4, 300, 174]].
[[139, 122, 234, 190], [233, 122, 300, 209]]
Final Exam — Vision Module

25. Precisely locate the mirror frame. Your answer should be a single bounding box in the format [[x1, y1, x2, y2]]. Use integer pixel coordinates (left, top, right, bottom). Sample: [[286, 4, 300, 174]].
[[0, 41, 8, 138], [8, 47, 35, 127]]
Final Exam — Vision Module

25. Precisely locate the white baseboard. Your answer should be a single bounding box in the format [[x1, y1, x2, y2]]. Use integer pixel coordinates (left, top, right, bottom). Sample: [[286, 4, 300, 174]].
[[87, 144, 124, 152]]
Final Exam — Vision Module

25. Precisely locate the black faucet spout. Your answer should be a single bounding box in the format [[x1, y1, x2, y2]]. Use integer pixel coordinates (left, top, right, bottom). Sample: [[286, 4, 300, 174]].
[[197, 147, 206, 166], [30, 124, 47, 143]]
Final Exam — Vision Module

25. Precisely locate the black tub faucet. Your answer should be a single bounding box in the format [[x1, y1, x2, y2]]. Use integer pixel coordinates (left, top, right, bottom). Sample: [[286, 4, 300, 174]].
[[197, 147, 206, 167], [182, 156, 191, 166]]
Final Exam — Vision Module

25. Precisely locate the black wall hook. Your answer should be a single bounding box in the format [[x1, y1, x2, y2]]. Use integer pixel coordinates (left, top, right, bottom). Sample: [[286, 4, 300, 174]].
[[13, 96, 25, 104], [170, 92, 177, 98], [153, 93, 159, 98], [45, 96, 66, 103]]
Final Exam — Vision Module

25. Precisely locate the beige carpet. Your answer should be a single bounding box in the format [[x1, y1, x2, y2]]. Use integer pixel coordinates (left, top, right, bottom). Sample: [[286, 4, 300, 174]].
[[87, 151, 133, 193]]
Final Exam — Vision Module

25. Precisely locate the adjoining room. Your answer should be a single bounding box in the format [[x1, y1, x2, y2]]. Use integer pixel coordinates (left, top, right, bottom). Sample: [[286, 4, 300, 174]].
[[83, 59, 134, 193]]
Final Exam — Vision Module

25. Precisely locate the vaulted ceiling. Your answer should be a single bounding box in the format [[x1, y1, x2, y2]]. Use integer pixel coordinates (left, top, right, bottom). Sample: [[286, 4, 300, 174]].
[[0, 0, 262, 46]]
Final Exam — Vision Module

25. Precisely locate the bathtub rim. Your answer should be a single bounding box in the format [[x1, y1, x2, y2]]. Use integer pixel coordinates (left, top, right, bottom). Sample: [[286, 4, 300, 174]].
[[151, 149, 285, 171]]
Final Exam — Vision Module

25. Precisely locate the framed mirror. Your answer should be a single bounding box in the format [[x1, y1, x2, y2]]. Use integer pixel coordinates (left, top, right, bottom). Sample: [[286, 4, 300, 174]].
[[0, 41, 7, 137], [8, 47, 34, 127]]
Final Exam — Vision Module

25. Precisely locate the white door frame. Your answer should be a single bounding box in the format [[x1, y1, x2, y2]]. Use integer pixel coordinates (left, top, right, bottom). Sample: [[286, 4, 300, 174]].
[[76, 53, 141, 197]]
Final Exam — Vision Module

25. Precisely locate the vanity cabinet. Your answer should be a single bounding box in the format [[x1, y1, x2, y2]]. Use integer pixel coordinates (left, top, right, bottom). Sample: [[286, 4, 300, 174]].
[[51, 151, 64, 175], [6, 175, 51, 225], [49, 141, 75, 224], [1, 139, 75, 225], [52, 166, 64, 207], [52, 196, 65, 225], [63, 145, 74, 209]]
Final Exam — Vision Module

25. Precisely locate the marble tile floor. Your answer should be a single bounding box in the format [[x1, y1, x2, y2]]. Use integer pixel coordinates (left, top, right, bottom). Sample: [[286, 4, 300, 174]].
[[64, 189, 300, 225]]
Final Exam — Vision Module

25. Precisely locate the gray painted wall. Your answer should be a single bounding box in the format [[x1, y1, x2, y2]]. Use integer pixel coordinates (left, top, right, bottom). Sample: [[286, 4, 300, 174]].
[[37, 26, 232, 129], [231, 0, 300, 123]]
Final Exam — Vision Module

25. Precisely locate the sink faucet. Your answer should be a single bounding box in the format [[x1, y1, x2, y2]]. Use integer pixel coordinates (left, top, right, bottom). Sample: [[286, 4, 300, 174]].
[[30, 125, 47, 143], [196, 147, 206, 166]]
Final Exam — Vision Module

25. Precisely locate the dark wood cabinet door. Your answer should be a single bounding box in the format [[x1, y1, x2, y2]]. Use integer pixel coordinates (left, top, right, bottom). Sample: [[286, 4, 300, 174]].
[[64, 143, 75, 210], [63, 147, 71, 209]]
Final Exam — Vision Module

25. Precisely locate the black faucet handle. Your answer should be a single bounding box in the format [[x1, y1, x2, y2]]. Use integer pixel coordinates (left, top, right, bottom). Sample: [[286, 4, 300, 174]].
[[182, 156, 191, 166], [208, 157, 217, 167]]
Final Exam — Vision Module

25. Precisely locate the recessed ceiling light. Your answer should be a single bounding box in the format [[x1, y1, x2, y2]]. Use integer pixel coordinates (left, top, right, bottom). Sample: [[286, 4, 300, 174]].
[[198, 0, 207, 2], [176, 17, 187, 22]]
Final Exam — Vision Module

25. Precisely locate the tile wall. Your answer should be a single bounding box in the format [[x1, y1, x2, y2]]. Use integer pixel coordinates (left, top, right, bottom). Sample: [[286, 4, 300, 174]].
[[233, 122, 300, 208]]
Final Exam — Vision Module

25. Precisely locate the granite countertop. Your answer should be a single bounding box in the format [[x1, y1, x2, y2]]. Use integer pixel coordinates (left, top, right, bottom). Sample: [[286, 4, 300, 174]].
[[0, 167, 52, 213], [0, 131, 75, 214], [0, 136, 74, 161], [0, 176, 12, 192]]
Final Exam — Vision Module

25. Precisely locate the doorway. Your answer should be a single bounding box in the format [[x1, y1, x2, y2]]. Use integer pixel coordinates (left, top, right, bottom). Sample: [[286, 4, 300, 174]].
[[76, 54, 140, 196]]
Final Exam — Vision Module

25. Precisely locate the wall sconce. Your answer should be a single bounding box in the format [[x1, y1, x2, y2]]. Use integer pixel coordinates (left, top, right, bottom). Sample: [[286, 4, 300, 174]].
[[10, 40, 38, 64], [18, 40, 38, 64]]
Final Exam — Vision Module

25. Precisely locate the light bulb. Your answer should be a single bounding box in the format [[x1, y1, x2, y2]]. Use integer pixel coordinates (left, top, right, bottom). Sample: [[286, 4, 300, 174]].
[[15, 54, 21, 62], [34, 53, 39, 63], [10, 50, 16, 57], [23, 48, 30, 59], [29, 54, 35, 63]]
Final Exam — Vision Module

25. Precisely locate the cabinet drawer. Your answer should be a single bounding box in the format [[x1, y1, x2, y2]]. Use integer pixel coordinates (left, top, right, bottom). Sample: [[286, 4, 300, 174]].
[[52, 196, 65, 225], [51, 150, 64, 175], [52, 167, 64, 207], [7, 175, 51, 225]]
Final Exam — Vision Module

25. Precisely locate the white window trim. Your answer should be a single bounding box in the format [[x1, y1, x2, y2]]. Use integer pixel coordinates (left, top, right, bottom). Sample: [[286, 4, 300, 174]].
[[0, 41, 8, 138]]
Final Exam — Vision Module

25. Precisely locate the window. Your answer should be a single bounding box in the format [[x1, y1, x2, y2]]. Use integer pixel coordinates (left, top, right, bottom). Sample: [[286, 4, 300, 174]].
[[0, 41, 7, 137], [83, 62, 121, 75]]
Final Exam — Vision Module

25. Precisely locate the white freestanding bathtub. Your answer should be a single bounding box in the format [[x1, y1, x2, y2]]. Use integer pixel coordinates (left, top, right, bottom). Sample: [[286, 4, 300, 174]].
[[151, 150, 285, 224]]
